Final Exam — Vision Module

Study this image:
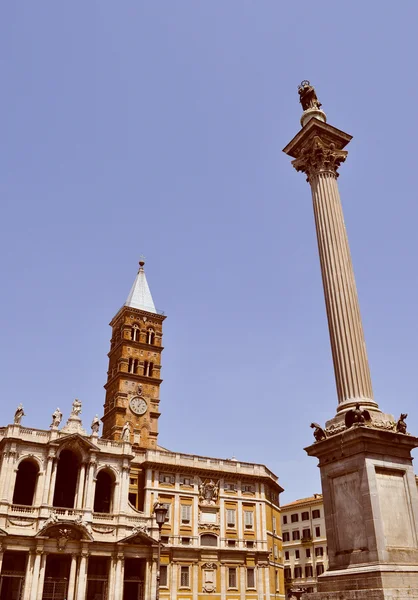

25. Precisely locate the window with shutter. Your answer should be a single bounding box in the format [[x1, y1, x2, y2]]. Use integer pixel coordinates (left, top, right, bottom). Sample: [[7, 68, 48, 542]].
[[228, 567, 237, 588], [181, 504, 191, 523], [244, 510, 253, 529], [226, 509, 236, 527], [180, 566, 190, 587], [272, 516, 276, 533], [160, 565, 168, 586], [247, 568, 255, 588]]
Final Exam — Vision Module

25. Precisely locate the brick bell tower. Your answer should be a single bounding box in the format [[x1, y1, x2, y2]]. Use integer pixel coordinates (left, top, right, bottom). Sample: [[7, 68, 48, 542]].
[[101, 259, 166, 446]]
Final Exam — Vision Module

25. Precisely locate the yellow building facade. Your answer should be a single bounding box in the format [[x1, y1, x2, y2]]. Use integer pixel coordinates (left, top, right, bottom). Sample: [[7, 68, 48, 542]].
[[0, 262, 284, 600]]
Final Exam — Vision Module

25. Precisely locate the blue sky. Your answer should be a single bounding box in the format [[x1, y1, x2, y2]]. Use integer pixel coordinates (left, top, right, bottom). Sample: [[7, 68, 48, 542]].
[[1, 2, 418, 502]]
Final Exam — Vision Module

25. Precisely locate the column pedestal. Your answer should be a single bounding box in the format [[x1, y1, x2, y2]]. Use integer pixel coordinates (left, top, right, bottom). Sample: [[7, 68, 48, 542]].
[[304, 426, 418, 599]]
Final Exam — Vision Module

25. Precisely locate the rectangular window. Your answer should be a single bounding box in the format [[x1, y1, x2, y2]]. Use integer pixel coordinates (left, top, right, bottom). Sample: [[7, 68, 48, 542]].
[[228, 567, 237, 588], [243, 484, 254, 493], [283, 515, 288, 525], [283, 532, 290, 542], [225, 482, 237, 492], [284, 567, 292, 580], [285, 551, 289, 560], [316, 564, 325, 576], [273, 545, 278, 559], [180, 476, 192, 486], [247, 568, 255, 589], [275, 570, 279, 591], [306, 548, 311, 558], [159, 473, 175, 484], [292, 530, 300, 541], [301, 511, 309, 521], [295, 550, 300, 559], [181, 504, 191, 524], [312, 509, 321, 519], [272, 516, 277, 533], [305, 565, 313, 578], [244, 510, 254, 529], [294, 566, 302, 578], [227, 539, 236, 547], [226, 509, 236, 528], [315, 546, 324, 557], [246, 540, 254, 548], [302, 528, 311, 539], [315, 526, 321, 537], [291, 513, 299, 523], [180, 566, 190, 587], [181, 537, 190, 545], [160, 565, 168, 587]]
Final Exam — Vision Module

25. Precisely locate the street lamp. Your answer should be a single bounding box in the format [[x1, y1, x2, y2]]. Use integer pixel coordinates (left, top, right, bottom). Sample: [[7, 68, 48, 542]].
[[154, 502, 168, 600]]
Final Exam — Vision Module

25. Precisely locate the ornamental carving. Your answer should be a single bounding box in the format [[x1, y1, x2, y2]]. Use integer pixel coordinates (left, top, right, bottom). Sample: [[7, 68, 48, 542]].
[[292, 136, 347, 181], [199, 523, 220, 532], [199, 480, 219, 505]]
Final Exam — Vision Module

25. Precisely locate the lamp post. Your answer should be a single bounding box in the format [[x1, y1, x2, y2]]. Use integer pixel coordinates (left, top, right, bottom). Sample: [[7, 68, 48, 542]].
[[153, 502, 168, 600]]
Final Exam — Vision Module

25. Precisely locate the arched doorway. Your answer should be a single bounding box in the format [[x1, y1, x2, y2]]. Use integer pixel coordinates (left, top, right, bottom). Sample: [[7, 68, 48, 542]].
[[53, 449, 80, 509], [13, 459, 39, 505], [93, 470, 115, 513]]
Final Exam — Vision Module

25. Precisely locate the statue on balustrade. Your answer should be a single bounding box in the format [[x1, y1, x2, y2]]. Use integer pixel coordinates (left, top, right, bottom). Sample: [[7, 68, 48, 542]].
[[14, 404, 25, 425], [51, 408, 63, 429]]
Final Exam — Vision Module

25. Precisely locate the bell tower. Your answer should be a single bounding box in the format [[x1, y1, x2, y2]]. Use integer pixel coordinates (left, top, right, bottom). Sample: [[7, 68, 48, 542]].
[[101, 259, 166, 446]]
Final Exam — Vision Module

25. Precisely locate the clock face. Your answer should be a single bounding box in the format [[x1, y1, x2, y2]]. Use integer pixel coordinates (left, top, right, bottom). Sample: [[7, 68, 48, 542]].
[[130, 396, 147, 416]]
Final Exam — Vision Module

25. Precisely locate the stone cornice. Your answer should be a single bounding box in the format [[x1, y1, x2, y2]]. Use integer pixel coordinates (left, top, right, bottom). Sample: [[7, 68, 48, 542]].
[[110, 305, 166, 327], [305, 426, 418, 465]]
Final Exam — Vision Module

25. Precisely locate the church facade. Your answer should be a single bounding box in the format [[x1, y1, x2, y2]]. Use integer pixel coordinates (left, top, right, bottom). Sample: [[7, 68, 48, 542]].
[[0, 262, 284, 600]]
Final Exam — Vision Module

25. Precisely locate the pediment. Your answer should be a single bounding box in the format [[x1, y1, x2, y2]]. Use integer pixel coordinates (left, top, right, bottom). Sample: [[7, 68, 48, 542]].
[[118, 527, 157, 546], [36, 519, 93, 542], [56, 433, 98, 450]]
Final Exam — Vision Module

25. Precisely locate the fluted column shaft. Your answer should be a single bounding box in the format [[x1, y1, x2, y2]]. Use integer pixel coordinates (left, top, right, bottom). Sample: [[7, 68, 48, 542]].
[[309, 170, 376, 410]]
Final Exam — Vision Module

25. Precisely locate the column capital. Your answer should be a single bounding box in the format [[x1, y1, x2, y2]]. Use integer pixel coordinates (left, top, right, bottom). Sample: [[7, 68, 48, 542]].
[[292, 136, 347, 181], [283, 117, 352, 182]]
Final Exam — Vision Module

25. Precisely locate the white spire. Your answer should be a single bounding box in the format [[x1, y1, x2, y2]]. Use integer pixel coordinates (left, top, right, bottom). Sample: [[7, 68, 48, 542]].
[[125, 259, 157, 314]]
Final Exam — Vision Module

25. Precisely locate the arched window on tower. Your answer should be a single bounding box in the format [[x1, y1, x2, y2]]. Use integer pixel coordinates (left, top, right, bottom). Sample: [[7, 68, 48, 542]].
[[94, 470, 115, 514], [131, 324, 140, 342], [147, 329, 155, 345], [143, 361, 154, 377], [13, 459, 39, 506], [128, 358, 139, 374]]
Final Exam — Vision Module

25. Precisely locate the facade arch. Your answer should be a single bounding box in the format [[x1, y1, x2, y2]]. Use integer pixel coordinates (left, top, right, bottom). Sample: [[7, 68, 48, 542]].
[[94, 468, 116, 514], [12, 458, 39, 506]]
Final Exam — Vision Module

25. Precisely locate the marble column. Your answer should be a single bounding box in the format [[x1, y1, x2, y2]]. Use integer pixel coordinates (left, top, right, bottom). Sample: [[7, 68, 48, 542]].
[[67, 554, 78, 600], [118, 466, 129, 513], [1, 449, 16, 502], [76, 462, 86, 509], [42, 454, 54, 504], [84, 460, 96, 511], [76, 550, 89, 600], [114, 553, 125, 600], [29, 550, 43, 600], [36, 553, 47, 599], [284, 116, 378, 415], [22, 551, 34, 600], [47, 459, 58, 505]]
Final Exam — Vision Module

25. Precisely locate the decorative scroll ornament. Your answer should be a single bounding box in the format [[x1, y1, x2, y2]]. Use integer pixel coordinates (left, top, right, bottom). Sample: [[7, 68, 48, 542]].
[[292, 136, 347, 181]]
